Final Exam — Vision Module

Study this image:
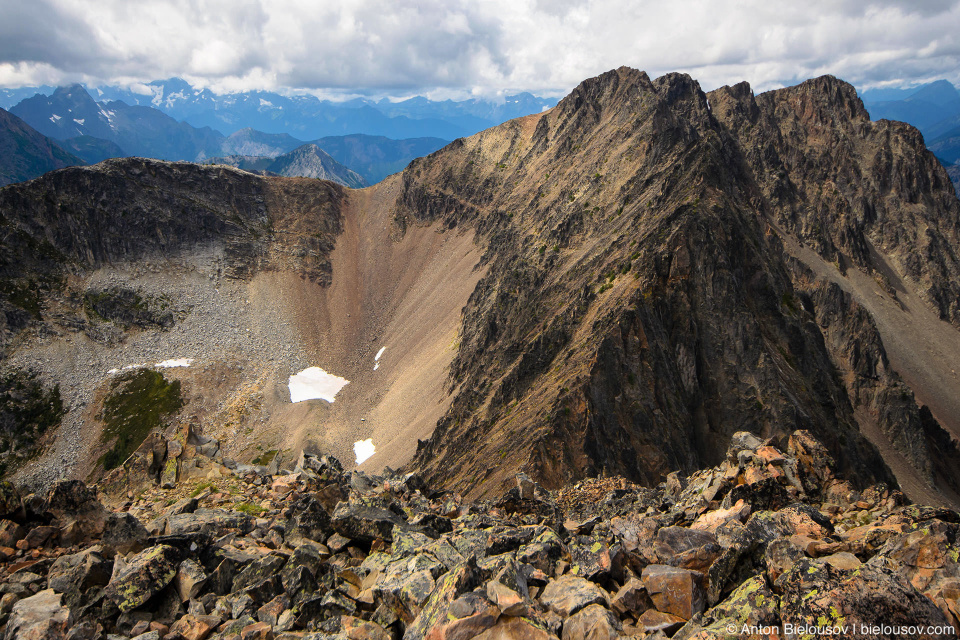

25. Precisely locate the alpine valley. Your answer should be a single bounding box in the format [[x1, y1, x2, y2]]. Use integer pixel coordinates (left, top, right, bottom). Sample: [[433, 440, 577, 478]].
[[0, 67, 959, 639]]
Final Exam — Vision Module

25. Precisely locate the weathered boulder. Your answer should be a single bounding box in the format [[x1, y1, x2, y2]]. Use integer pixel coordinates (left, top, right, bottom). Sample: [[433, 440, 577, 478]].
[[404, 560, 481, 640], [165, 508, 254, 536], [539, 575, 607, 617], [102, 512, 149, 556], [561, 603, 620, 640], [43, 481, 108, 543], [47, 546, 112, 595], [641, 564, 706, 620], [777, 557, 951, 637], [104, 544, 181, 612], [3, 589, 72, 640]]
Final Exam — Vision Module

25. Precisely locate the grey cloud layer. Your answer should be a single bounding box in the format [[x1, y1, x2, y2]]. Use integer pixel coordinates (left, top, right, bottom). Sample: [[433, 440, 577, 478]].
[[0, 0, 957, 94]]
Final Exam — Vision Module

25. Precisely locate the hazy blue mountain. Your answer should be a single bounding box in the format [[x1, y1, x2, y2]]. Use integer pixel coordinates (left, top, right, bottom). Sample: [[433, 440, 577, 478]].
[[58, 135, 127, 164], [861, 80, 960, 138], [311, 134, 448, 184], [0, 107, 83, 186], [10, 85, 224, 161]]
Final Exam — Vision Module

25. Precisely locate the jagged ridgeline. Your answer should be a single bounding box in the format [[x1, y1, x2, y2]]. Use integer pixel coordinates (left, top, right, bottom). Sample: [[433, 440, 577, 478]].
[[0, 67, 959, 513]]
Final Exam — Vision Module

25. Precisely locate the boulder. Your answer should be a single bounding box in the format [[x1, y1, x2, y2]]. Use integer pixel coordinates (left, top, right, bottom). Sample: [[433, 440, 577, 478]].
[[47, 546, 112, 595], [43, 480, 108, 542], [641, 564, 706, 620], [174, 558, 208, 602], [539, 575, 607, 617], [102, 512, 149, 556], [3, 589, 72, 640], [561, 603, 619, 640], [404, 559, 481, 640], [104, 544, 181, 612]]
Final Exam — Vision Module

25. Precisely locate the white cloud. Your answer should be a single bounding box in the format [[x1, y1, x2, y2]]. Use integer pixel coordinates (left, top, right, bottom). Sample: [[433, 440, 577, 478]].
[[0, 0, 957, 96]]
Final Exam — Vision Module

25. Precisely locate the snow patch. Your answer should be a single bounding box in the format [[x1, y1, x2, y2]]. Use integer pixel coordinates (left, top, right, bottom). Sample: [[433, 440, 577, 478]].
[[259, 98, 273, 107], [156, 358, 194, 368], [73, 118, 84, 126], [354, 439, 375, 464], [374, 346, 385, 371], [50, 114, 61, 122], [288, 367, 350, 403]]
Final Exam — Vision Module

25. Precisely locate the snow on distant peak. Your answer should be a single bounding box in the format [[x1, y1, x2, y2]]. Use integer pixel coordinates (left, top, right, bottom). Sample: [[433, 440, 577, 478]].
[[73, 118, 84, 126], [373, 346, 385, 371], [49, 114, 61, 123]]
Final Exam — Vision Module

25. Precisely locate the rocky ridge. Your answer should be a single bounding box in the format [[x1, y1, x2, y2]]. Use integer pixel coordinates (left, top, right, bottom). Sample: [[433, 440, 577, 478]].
[[399, 67, 960, 505], [0, 430, 957, 639]]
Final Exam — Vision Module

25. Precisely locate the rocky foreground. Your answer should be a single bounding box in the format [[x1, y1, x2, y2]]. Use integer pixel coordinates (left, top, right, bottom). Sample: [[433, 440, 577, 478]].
[[0, 431, 957, 640]]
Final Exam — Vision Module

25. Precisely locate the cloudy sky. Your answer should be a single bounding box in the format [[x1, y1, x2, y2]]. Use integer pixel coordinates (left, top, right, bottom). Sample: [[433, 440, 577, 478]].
[[0, 0, 957, 98]]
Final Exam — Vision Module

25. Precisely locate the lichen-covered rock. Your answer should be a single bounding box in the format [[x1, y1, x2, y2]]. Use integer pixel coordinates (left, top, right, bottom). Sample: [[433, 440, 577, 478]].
[[777, 557, 952, 638], [404, 559, 481, 640], [104, 544, 181, 612]]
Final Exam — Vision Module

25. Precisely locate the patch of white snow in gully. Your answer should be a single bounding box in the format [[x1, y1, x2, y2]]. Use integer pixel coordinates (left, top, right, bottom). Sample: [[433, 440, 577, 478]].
[[156, 358, 195, 368], [374, 346, 385, 371], [288, 367, 350, 403], [354, 438, 375, 464]]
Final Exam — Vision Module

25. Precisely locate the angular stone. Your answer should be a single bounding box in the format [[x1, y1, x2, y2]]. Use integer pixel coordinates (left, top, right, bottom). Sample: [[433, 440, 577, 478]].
[[104, 544, 181, 612], [170, 613, 220, 640], [487, 580, 527, 616], [641, 564, 706, 620], [342, 614, 393, 640], [47, 546, 112, 595], [4, 589, 72, 640], [233, 553, 287, 593], [43, 480, 107, 543], [174, 558, 208, 602], [610, 577, 653, 617], [426, 605, 500, 640], [539, 575, 606, 617], [0, 519, 25, 547], [166, 508, 254, 536], [332, 501, 407, 543], [472, 617, 556, 640], [561, 604, 619, 640], [256, 594, 289, 627], [102, 512, 149, 556], [404, 559, 481, 640]]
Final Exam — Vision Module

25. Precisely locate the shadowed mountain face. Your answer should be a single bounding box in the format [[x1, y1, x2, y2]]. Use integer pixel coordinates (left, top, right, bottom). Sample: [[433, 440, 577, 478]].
[[2, 68, 960, 509], [0, 108, 82, 186]]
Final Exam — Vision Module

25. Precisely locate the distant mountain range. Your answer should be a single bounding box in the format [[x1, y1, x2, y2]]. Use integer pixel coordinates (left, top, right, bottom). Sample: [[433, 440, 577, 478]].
[[2, 78, 557, 141], [2, 82, 546, 186]]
